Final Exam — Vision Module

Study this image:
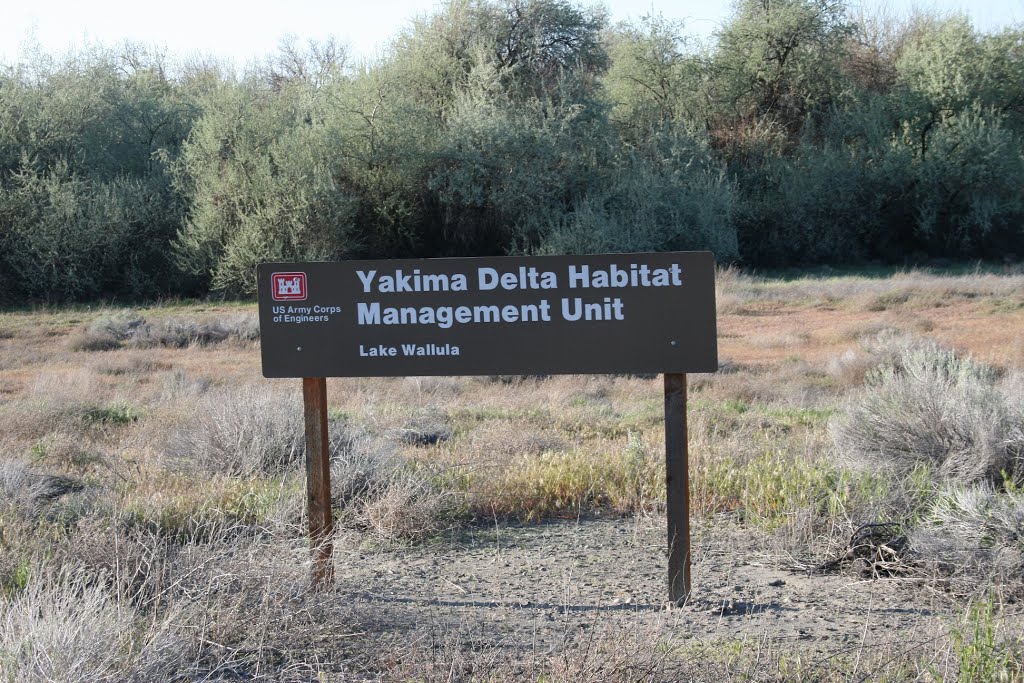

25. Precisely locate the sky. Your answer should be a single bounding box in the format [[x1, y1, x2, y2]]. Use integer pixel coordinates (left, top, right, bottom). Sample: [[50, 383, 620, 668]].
[[0, 0, 1020, 68]]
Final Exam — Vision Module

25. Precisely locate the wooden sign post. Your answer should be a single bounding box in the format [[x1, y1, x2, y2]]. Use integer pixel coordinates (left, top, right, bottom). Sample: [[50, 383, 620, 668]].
[[664, 373, 690, 604], [258, 252, 715, 599], [302, 377, 334, 588]]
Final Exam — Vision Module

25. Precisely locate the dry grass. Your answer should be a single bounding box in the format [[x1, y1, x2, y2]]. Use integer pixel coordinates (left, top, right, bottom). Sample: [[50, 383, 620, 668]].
[[717, 267, 1024, 314], [1, 270, 1023, 679], [386, 618, 686, 682], [91, 352, 173, 377], [717, 268, 1024, 370], [66, 310, 259, 352], [361, 612, 1024, 683], [464, 420, 566, 458], [1, 568, 145, 682], [0, 521, 367, 682], [357, 471, 458, 541], [0, 368, 142, 448]]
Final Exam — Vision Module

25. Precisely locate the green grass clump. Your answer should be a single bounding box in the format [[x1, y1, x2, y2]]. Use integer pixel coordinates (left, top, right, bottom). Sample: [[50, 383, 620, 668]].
[[477, 433, 664, 521], [939, 597, 1024, 682], [762, 406, 836, 426], [116, 469, 299, 541], [693, 450, 832, 525], [81, 402, 140, 425]]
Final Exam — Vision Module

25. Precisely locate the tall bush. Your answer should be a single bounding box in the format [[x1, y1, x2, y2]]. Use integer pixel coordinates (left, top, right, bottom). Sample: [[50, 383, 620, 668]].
[[428, 64, 612, 253], [0, 167, 183, 301], [0, 44, 194, 302], [173, 79, 358, 295], [535, 128, 739, 259]]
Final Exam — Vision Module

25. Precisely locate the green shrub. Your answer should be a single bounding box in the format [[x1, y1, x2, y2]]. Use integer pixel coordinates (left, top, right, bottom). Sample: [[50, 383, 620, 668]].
[[172, 80, 359, 295], [534, 129, 739, 260], [949, 597, 1020, 681], [428, 65, 611, 253], [0, 169, 184, 302]]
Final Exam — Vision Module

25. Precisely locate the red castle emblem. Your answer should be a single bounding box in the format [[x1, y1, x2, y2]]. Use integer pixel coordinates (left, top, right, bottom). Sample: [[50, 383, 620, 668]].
[[271, 272, 307, 301]]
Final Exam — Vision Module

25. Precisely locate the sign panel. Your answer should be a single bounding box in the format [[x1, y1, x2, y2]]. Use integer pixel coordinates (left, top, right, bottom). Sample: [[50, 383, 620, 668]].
[[257, 252, 717, 377]]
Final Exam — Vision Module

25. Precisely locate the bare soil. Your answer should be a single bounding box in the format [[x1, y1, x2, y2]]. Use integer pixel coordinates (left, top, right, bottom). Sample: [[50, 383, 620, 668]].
[[327, 514, 980, 675]]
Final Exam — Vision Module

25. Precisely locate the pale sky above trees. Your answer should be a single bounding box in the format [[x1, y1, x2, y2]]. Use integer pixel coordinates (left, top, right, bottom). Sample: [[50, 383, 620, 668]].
[[0, 0, 1018, 66]]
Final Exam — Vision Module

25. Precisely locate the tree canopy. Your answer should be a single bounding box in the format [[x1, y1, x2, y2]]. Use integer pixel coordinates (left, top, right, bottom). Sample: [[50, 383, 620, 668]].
[[1, 0, 1021, 302]]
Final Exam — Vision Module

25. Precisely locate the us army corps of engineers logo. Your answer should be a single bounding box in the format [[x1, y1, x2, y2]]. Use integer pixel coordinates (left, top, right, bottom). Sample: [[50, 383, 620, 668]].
[[271, 272, 307, 301]]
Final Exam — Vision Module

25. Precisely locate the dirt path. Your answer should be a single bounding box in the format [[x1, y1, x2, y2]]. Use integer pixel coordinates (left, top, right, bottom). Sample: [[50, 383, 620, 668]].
[[333, 516, 956, 662]]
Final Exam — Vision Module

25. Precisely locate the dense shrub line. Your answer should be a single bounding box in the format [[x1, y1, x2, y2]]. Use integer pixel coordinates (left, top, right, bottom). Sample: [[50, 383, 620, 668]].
[[1, 1, 1022, 303]]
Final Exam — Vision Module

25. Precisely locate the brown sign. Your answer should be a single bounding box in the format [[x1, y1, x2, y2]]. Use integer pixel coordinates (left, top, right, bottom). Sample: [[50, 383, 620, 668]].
[[257, 252, 717, 377]]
